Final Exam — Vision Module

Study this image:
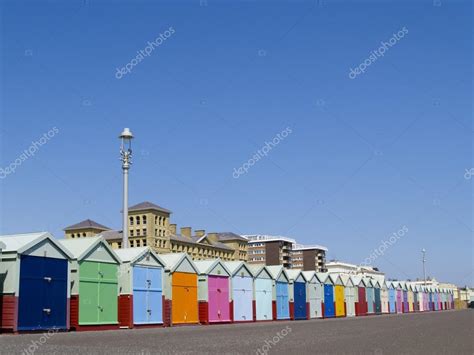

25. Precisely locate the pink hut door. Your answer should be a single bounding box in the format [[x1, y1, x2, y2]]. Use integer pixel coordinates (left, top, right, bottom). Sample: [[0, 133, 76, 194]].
[[208, 276, 230, 322], [396, 290, 403, 313]]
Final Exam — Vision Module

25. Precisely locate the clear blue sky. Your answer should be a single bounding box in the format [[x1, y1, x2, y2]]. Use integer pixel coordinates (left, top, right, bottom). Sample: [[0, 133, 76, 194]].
[[0, 0, 472, 286]]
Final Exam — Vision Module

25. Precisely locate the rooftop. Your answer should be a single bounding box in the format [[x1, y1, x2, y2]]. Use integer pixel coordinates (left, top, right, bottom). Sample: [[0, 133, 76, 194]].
[[64, 219, 111, 231], [128, 201, 172, 214]]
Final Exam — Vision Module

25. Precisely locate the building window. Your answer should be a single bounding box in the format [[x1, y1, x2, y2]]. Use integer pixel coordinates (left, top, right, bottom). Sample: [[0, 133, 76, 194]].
[[82, 233, 86, 237], [130, 230, 134, 237], [71, 234, 75, 238], [143, 239, 147, 246], [136, 229, 141, 236], [142, 228, 147, 236], [136, 216, 141, 225], [129, 217, 134, 226], [130, 240, 134, 247], [142, 215, 147, 224], [118, 242, 122, 248]]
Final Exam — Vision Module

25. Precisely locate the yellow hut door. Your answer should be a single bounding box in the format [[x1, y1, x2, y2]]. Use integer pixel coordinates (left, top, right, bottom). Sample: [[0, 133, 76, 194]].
[[335, 285, 345, 317]]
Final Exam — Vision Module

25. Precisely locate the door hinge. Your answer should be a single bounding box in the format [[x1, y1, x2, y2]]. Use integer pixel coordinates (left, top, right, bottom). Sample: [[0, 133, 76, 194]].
[[43, 277, 52, 282], [43, 308, 51, 315]]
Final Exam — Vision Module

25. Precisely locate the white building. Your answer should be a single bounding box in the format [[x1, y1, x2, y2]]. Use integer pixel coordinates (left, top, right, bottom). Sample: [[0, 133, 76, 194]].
[[325, 261, 385, 283]]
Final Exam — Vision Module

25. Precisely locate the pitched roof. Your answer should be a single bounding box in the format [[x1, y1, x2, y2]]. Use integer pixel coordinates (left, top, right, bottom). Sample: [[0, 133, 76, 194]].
[[0, 232, 73, 258], [114, 247, 164, 267], [128, 201, 172, 214], [193, 259, 230, 276], [170, 234, 233, 251], [216, 232, 247, 242], [159, 253, 199, 274], [63, 219, 111, 231], [58, 236, 119, 262], [266, 265, 288, 281], [286, 269, 306, 282], [99, 230, 123, 240], [223, 261, 254, 277]]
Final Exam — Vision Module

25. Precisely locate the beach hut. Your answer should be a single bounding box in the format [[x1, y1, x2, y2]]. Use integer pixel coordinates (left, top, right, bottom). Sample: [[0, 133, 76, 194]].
[[329, 274, 345, 318], [418, 286, 425, 312], [428, 286, 434, 311], [395, 282, 403, 313], [436, 288, 441, 311], [380, 281, 389, 314], [386, 281, 396, 313], [413, 285, 420, 312], [224, 261, 253, 322], [0, 232, 72, 333], [365, 278, 375, 314], [160, 253, 199, 326], [266, 266, 290, 320], [399, 281, 409, 313], [286, 269, 308, 320], [423, 286, 430, 311], [373, 280, 382, 314], [248, 265, 273, 321], [58, 236, 120, 331], [407, 283, 415, 312], [321, 273, 335, 318], [303, 271, 324, 319], [114, 247, 164, 328], [353, 276, 368, 316], [340, 275, 356, 317], [194, 259, 231, 324]]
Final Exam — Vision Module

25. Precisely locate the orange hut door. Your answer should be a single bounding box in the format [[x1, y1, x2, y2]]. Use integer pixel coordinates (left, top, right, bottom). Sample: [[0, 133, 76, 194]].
[[172, 272, 198, 324]]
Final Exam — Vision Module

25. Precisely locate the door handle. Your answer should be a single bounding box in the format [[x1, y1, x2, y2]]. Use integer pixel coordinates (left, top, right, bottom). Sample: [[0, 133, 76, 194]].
[[98, 306, 104, 312], [43, 277, 52, 282], [98, 271, 104, 278], [43, 308, 51, 315]]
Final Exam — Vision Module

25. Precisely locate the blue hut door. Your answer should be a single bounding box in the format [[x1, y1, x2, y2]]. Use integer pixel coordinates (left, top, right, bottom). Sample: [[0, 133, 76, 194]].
[[294, 282, 307, 320], [18, 255, 68, 331], [133, 266, 148, 324], [276, 281, 289, 319], [374, 288, 381, 314], [232, 276, 253, 321], [367, 288, 374, 313], [324, 284, 334, 317], [389, 289, 396, 313], [147, 267, 163, 323], [133, 266, 163, 324]]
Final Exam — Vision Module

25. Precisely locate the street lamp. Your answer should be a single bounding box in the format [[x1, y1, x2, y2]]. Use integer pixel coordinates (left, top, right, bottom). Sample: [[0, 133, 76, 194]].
[[119, 128, 134, 248], [422, 248, 427, 286]]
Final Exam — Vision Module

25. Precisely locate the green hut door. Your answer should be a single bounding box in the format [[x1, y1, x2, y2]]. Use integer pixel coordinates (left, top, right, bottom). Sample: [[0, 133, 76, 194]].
[[79, 261, 118, 325]]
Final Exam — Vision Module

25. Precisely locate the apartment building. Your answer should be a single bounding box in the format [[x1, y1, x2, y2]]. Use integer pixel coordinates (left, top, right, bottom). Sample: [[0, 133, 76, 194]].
[[246, 235, 294, 268], [244, 235, 328, 271], [291, 244, 328, 272], [63, 201, 248, 261]]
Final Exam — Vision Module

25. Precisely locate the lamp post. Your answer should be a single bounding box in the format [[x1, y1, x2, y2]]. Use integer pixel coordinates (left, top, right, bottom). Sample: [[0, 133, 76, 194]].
[[119, 128, 134, 248], [422, 248, 427, 286]]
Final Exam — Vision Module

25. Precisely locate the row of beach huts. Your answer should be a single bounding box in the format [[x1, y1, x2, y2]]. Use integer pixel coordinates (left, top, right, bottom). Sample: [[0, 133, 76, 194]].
[[0, 232, 455, 333]]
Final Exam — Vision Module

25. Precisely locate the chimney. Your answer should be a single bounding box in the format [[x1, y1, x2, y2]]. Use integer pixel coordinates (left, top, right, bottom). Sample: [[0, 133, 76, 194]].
[[169, 224, 177, 235], [181, 227, 192, 238], [207, 232, 219, 243], [195, 230, 205, 238]]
